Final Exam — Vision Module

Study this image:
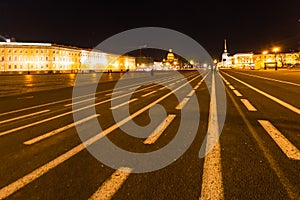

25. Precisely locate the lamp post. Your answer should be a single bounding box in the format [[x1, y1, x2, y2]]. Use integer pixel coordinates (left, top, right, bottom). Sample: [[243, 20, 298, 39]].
[[262, 51, 268, 70], [272, 47, 280, 71]]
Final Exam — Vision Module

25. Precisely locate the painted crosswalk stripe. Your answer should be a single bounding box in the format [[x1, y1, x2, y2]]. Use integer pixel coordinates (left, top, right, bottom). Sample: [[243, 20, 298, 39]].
[[89, 167, 132, 200], [258, 120, 300, 160], [144, 114, 176, 144], [23, 114, 100, 145], [0, 110, 50, 124], [233, 90, 242, 97], [110, 98, 138, 110], [141, 90, 157, 97], [240, 99, 257, 111], [175, 98, 189, 110]]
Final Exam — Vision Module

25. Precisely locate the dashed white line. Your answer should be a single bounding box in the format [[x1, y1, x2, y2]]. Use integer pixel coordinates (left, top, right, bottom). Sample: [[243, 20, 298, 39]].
[[229, 85, 235, 90], [0, 110, 50, 125], [240, 99, 257, 111], [0, 74, 202, 199], [258, 120, 300, 160], [143, 114, 176, 144], [175, 98, 190, 110], [187, 90, 195, 97], [233, 89, 242, 97], [89, 167, 132, 200], [64, 97, 97, 107], [23, 114, 100, 145], [110, 98, 138, 110], [141, 90, 157, 97], [223, 72, 300, 115]]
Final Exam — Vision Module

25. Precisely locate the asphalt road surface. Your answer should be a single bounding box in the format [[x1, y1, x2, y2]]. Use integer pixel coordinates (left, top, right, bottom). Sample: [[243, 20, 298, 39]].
[[0, 69, 299, 199]]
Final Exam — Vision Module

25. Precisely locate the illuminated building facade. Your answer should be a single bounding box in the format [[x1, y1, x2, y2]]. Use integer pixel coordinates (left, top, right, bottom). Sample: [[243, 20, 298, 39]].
[[218, 40, 300, 69], [0, 42, 136, 74]]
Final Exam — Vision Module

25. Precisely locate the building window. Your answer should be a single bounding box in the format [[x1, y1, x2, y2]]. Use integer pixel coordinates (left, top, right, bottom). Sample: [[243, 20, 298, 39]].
[[8, 49, 11, 53], [14, 65, 17, 69], [9, 65, 11, 69], [9, 56, 11, 61], [14, 50, 16, 53], [14, 56, 17, 61], [1, 56, 4, 62], [36, 50, 38, 53]]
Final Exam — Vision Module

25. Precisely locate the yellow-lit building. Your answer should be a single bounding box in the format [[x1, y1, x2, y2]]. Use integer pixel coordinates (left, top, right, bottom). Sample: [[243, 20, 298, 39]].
[[0, 42, 136, 74]]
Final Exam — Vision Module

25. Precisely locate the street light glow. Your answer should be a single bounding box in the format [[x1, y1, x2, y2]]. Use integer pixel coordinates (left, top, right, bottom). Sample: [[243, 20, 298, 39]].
[[272, 47, 280, 53], [262, 51, 268, 55]]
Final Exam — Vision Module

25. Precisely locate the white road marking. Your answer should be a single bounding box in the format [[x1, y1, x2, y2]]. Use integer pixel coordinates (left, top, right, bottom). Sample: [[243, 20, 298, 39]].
[[23, 114, 100, 145], [187, 90, 195, 97], [144, 114, 176, 144], [110, 98, 138, 110], [64, 97, 97, 107], [105, 90, 124, 96], [233, 89, 242, 97], [223, 72, 300, 115], [17, 96, 34, 100], [200, 72, 224, 200], [240, 99, 257, 111], [0, 110, 50, 125], [0, 74, 179, 117], [0, 74, 203, 199], [175, 98, 190, 110], [0, 143, 85, 200], [89, 167, 132, 200], [229, 85, 235, 90], [232, 71, 300, 87], [194, 73, 208, 90], [0, 74, 198, 136], [141, 90, 157, 97], [258, 120, 300, 160]]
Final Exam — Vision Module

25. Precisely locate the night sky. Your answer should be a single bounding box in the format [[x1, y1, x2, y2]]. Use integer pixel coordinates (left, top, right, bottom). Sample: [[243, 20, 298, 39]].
[[1, 0, 300, 60]]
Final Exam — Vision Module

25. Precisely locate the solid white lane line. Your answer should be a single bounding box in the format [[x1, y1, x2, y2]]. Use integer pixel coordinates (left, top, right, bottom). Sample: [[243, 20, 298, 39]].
[[240, 99, 257, 111], [175, 98, 190, 110], [143, 114, 176, 144], [233, 71, 300, 87], [0, 144, 86, 200], [89, 167, 132, 200], [23, 114, 100, 145], [187, 90, 195, 97], [200, 72, 224, 200], [110, 98, 138, 110], [229, 85, 235, 90], [141, 90, 157, 97], [233, 90, 242, 97], [64, 97, 97, 107], [0, 74, 204, 199], [0, 110, 50, 125], [223, 72, 300, 115], [258, 120, 300, 160]]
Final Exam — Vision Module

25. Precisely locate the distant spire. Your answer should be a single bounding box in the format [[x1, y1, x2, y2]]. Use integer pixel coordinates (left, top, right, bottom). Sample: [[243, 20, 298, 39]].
[[224, 39, 227, 53]]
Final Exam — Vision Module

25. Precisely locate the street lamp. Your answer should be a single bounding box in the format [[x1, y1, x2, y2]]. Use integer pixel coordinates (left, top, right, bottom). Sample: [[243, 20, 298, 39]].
[[272, 47, 280, 71], [262, 51, 268, 70]]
